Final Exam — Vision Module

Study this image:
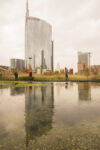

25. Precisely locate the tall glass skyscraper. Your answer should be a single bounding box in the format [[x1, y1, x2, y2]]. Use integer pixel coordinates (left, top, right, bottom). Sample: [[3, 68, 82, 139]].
[[25, 0, 54, 71]]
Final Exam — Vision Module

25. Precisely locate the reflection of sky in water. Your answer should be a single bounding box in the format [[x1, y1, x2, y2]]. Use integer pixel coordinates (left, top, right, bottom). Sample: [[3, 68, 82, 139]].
[[0, 83, 100, 149], [55, 82, 100, 125]]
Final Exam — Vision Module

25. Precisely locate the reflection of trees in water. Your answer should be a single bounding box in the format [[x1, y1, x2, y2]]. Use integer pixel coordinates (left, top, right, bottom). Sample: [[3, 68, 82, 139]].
[[0, 86, 25, 96], [78, 83, 91, 101], [0, 85, 8, 95], [10, 87, 25, 96], [25, 84, 54, 148], [0, 85, 8, 89], [91, 83, 100, 88]]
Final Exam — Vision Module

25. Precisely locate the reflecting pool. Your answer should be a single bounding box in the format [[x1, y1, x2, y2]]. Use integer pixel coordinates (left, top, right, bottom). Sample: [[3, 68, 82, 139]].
[[0, 82, 100, 150]]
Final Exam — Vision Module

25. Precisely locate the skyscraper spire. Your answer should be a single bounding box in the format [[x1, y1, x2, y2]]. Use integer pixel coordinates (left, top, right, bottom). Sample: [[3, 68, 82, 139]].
[[26, 0, 29, 18]]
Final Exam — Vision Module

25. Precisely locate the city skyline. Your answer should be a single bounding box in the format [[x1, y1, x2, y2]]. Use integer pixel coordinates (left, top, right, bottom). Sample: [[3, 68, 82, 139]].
[[0, 0, 100, 71]]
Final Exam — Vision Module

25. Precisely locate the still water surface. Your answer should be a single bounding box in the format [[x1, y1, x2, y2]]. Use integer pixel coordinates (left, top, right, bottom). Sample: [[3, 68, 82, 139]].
[[0, 82, 100, 150]]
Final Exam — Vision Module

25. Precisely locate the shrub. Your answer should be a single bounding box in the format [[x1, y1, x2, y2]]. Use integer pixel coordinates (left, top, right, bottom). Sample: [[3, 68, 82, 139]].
[[93, 72, 98, 75], [60, 69, 65, 74], [54, 71, 59, 75], [0, 72, 2, 79], [44, 71, 53, 76]]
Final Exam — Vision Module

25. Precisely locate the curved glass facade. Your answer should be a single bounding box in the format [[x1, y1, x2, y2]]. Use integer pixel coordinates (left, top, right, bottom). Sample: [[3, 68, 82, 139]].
[[25, 17, 53, 71]]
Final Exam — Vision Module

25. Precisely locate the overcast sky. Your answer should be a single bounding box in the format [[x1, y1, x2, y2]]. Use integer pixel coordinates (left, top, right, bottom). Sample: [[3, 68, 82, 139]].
[[0, 0, 100, 71]]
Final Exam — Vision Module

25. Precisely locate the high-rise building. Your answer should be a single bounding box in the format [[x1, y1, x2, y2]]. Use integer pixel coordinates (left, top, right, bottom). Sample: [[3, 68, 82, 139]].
[[78, 52, 91, 74], [10, 59, 25, 70], [25, 0, 54, 71]]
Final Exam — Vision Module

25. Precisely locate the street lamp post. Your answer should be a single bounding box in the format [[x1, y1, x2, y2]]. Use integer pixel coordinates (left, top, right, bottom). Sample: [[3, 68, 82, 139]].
[[29, 57, 32, 70]]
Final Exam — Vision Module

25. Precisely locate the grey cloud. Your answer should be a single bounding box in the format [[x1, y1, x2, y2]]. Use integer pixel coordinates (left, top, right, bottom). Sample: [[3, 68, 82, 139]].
[[0, 0, 100, 71]]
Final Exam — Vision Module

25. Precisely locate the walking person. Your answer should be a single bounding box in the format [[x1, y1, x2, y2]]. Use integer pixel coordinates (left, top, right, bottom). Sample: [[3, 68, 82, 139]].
[[14, 71, 18, 81], [28, 70, 32, 81], [65, 67, 68, 81]]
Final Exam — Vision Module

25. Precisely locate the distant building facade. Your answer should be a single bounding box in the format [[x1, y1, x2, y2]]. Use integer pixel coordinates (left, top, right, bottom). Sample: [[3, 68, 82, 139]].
[[69, 68, 73, 75], [10, 59, 25, 70], [25, 0, 54, 71], [56, 64, 60, 72], [78, 52, 91, 74], [90, 65, 100, 74]]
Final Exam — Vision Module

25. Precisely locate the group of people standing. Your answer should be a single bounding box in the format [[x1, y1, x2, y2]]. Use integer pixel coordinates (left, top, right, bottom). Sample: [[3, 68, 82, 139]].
[[14, 67, 69, 81], [14, 70, 33, 81]]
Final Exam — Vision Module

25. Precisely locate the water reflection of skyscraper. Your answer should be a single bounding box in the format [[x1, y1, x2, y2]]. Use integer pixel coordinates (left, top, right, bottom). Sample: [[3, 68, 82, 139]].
[[78, 83, 91, 101], [25, 84, 54, 148]]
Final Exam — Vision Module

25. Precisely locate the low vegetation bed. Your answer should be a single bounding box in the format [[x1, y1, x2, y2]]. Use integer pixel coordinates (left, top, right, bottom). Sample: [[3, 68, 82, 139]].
[[0, 73, 100, 82]]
